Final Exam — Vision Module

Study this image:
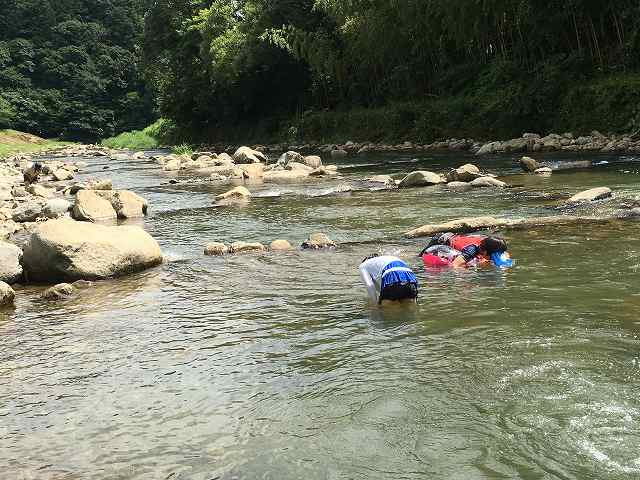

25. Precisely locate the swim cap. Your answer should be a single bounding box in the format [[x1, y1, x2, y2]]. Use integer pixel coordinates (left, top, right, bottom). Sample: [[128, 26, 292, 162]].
[[491, 251, 513, 268]]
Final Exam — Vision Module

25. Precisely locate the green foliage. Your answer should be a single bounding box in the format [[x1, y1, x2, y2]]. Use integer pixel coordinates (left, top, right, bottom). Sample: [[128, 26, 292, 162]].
[[0, 0, 154, 141], [171, 143, 193, 155], [101, 130, 158, 150]]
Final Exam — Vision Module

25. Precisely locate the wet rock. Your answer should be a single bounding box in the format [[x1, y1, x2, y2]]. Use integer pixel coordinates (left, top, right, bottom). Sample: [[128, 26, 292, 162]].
[[519, 156, 540, 173], [264, 169, 310, 181], [52, 168, 74, 181], [476, 141, 502, 155], [229, 241, 265, 254], [277, 151, 304, 167], [162, 158, 182, 171], [215, 186, 251, 202], [446, 181, 473, 192], [301, 232, 337, 249], [270, 239, 293, 251], [12, 201, 44, 223], [398, 171, 444, 188], [72, 280, 94, 289], [87, 179, 113, 191], [304, 155, 323, 169], [26, 184, 54, 198], [0, 281, 15, 306], [217, 152, 234, 165], [72, 190, 117, 222], [239, 163, 264, 180], [41, 283, 74, 300], [204, 242, 229, 256], [367, 175, 395, 185], [470, 176, 507, 188], [233, 146, 267, 164], [0, 241, 23, 284], [535, 167, 553, 176], [446, 164, 482, 183], [97, 190, 148, 219], [330, 149, 348, 159], [406, 216, 508, 238], [23, 218, 163, 282], [567, 187, 613, 203], [209, 173, 228, 182]]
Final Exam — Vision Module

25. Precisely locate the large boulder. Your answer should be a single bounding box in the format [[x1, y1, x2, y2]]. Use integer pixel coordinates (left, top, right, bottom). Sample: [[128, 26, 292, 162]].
[[98, 190, 148, 219], [398, 171, 444, 188], [0, 241, 23, 284], [12, 201, 44, 223], [0, 281, 15, 306], [72, 190, 117, 222], [567, 187, 613, 203], [446, 164, 482, 183], [233, 146, 267, 164], [22, 219, 163, 282], [520, 156, 540, 172]]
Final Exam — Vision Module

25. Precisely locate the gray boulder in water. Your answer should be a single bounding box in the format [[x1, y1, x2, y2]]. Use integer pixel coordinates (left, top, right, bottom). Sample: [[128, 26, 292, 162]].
[[567, 187, 613, 203], [398, 171, 445, 188], [446, 164, 482, 183], [22, 218, 163, 282], [0, 281, 15, 306], [519, 156, 540, 172], [301, 232, 337, 249], [0, 241, 23, 284]]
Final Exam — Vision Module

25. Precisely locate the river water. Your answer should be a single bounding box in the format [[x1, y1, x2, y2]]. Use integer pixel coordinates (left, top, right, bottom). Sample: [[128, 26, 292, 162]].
[[2, 151, 640, 479]]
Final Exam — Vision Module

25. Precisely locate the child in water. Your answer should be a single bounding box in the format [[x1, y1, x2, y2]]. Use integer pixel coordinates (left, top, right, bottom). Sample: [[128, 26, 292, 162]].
[[420, 233, 512, 268], [359, 254, 419, 304]]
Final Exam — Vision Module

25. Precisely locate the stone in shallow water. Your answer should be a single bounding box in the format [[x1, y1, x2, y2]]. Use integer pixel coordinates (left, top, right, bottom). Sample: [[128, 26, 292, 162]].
[[204, 242, 228, 256], [270, 239, 293, 251], [41, 283, 74, 300], [229, 241, 265, 254], [470, 176, 508, 188], [398, 171, 444, 188], [0, 241, 22, 284], [0, 281, 15, 306], [301, 233, 337, 249], [72, 190, 117, 222], [567, 187, 612, 203]]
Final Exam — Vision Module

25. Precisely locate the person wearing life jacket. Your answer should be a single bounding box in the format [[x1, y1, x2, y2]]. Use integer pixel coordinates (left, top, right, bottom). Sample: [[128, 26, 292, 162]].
[[359, 254, 419, 304], [420, 232, 512, 268], [23, 162, 43, 185]]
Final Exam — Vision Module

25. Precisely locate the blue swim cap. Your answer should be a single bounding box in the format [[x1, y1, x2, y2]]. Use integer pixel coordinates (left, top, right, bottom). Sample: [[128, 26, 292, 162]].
[[491, 251, 513, 268]]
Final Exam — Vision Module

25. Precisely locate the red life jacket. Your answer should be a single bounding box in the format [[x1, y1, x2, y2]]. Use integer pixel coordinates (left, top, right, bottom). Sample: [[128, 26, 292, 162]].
[[449, 235, 484, 251]]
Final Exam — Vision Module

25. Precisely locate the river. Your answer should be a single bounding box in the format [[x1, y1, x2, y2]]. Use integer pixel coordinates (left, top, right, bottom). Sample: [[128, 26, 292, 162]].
[[2, 150, 640, 479]]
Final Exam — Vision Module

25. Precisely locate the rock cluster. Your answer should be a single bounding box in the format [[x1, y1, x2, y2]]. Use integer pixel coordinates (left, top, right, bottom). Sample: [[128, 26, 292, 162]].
[[204, 233, 336, 256], [397, 164, 508, 190]]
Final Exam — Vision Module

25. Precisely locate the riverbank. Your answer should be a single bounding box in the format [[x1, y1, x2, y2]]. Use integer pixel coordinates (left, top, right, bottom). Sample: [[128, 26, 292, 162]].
[[0, 130, 74, 158]]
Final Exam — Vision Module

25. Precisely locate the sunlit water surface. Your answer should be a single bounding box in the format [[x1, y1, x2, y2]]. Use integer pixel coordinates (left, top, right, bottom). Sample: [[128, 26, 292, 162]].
[[2, 151, 640, 479]]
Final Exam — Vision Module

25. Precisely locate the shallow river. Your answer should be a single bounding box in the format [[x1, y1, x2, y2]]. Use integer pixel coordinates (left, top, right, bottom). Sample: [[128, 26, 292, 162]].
[[2, 151, 640, 479]]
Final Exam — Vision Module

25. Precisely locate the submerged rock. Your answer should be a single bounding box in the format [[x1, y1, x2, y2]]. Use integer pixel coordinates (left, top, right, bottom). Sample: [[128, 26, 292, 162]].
[[0, 281, 15, 306], [567, 187, 613, 203], [41, 283, 74, 300], [330, 149, 348, 159], [301, 232, 337, 249], [535, 167, 553, 176], [22, 219, 163, 282], [398, 171, 444, 188], [0, 241, 23, 284], [204, 242, 229, 256], [446, 181, 473, 192], [72, 190, 117, 222]]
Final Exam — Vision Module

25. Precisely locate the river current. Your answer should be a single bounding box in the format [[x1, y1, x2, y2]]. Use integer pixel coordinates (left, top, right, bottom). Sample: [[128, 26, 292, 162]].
[[2, 151, 640, 479]]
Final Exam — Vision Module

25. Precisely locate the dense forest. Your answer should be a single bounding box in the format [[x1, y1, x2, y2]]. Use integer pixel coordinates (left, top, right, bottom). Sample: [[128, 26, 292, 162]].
[[3, 1, 640, 143], [0, 0, 153, 140]]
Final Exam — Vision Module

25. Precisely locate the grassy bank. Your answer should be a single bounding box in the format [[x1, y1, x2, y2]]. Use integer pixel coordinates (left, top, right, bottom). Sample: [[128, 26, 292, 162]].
[[0, 130, 73, 158]]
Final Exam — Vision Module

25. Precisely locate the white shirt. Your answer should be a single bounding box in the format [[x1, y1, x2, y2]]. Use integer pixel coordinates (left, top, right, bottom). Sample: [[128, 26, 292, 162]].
[[359, 255, 406, 303]]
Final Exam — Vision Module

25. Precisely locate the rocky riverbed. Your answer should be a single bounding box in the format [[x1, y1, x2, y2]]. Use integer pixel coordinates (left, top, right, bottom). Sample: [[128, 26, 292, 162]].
[[2, 143, 640, 479]]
